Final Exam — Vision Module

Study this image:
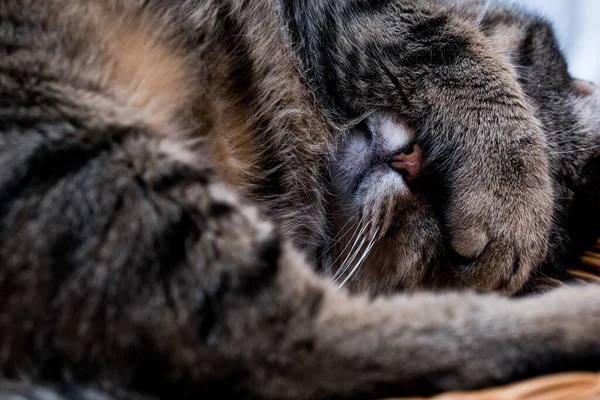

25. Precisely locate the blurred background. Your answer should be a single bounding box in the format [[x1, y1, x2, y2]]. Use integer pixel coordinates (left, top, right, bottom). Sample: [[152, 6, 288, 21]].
[[503, 0, 599, 83]]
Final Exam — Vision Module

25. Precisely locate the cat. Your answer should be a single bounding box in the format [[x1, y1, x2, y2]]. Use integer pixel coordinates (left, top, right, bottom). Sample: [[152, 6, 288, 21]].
[[0, 1, 599, 400], [326, 0, 600, 295]]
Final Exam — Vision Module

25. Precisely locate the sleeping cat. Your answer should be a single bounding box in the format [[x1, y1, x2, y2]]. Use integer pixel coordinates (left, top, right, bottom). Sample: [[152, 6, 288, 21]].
[[0, 0, 599, 400], [327, 0, 600, 294]]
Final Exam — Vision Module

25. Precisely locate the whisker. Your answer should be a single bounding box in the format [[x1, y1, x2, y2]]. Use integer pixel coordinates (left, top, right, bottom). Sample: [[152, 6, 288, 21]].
[[334, 222, 370, 281], [548, 134, 592, 146], [549, 144, 600, 155], [333, 221, 370, 281], [548, 133, 588, 144], [334, 234, 369, 284], [338, 227, 380, 290], [546, 123, 592, 141], [318, 215, 358, 263], [327, 216, 365, 275]]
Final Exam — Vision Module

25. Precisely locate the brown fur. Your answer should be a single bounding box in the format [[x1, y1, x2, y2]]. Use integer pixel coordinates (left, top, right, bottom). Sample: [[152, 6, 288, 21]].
[[0, 1, 599, 400]]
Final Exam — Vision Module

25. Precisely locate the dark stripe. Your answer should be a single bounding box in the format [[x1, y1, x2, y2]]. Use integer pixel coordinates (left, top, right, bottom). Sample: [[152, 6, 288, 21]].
[[404, 18, 470, 67], [0, 8, 46, 57], [196, 236, 282, 338], [379, 61, 411, 110], [317, 6, 344, 117], [305, 289, 324, 318], [511, 254, 521, 281], [236, 236, 282, 297], [0, 127, 128, 223], [281, 1, 347, 120], [516, 23, 537, 69], [516, 20, 570, 88], [343, 0, 393, 19], [197, 271, 231, 339], [48, 231, 82, 302], [358, 12, 467, 76], [252, 152, 287, 199], [154, 207, 203, 277], [408, 14, 449, 39], [281, 1, 304, 52], [208, 202, 235, 218], [150, 165, 211, 192]]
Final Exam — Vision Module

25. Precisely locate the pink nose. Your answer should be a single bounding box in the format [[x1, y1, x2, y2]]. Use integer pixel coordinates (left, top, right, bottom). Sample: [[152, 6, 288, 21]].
[[389, 144, 422, 183]]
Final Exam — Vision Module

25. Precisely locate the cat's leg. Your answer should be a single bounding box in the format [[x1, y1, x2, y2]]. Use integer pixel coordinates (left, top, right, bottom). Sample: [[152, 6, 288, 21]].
[[189, 175, 600, 398], [140, 160, 600, 399], [91, 150, 600, 400], [232, 251, 600, 400], [283, 0, 553, 293], [1, 124, 599, 400]]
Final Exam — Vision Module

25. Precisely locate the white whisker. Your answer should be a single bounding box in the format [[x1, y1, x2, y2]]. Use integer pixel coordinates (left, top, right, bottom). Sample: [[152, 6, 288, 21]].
[[334, 234, 368, 283], [327, 217, 364, 275], [549, 144, 600, 155], [337, 227, 380, 290], [319, 216, 357, 263], [333, 228, 367, 282], [333, 222, 370, 281]]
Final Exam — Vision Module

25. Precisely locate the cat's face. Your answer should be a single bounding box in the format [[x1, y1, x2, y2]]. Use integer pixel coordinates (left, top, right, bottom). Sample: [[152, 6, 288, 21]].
[[325, 3, 600, 295]]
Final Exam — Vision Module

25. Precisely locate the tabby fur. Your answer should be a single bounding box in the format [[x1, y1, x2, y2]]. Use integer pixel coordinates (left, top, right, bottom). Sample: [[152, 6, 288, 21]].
[[0, 0, 599, 399]]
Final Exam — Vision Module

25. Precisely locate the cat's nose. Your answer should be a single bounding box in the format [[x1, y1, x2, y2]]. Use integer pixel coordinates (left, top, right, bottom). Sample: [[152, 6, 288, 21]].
[[388, 144, 422, 183]]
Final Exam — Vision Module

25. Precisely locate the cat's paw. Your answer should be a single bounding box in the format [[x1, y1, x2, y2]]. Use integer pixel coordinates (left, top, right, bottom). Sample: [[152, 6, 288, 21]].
[[446, 166, 553, 293]]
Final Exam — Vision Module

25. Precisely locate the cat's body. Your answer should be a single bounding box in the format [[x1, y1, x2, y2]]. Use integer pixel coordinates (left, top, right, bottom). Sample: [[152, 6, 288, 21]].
[[0, 0, 599, 399]]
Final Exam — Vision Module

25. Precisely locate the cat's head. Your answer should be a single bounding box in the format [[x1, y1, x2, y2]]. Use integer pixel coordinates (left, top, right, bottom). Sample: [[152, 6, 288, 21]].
[[325, 1, 600, 295]]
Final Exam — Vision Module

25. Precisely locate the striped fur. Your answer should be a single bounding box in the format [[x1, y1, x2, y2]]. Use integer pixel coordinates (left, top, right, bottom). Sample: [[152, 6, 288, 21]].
[[0, 0, 598, 399]]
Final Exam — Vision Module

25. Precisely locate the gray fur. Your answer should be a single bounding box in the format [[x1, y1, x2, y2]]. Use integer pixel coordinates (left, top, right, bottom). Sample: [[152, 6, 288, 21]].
[[0, 1, 598, 400], [328, 0, 600, 294]]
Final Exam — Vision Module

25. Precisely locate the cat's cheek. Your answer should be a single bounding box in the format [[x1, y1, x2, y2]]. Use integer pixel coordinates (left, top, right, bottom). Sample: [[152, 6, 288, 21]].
[[341, 132, 372, 173], [331, 130, 372, 196]]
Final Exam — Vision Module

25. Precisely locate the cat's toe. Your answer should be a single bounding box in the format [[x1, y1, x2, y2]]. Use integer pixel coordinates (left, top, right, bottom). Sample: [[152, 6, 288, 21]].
[[453, 239, 534, 293], [447, 191, 552, 294]]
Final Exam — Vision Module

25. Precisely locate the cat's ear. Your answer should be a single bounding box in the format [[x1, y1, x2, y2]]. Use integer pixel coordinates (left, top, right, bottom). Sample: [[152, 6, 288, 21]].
[[570, 79, 600, 136], [571, 79, 597, 99]]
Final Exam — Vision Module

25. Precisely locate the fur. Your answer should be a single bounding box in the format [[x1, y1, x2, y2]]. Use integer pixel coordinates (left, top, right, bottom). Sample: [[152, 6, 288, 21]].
[[0, 0, 598, 399]]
